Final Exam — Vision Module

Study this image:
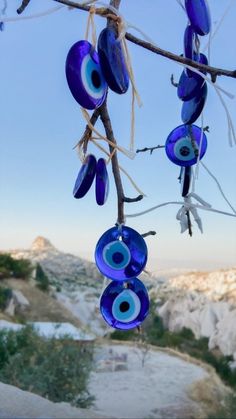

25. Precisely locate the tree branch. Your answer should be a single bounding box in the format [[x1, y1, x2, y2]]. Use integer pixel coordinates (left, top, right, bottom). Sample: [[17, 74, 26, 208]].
[[136, 145, 165, 155], [123, 195, 143, 203], [18, 0, 236, 80], [141, 231, 156, 238], [99, 101, 125, 224]]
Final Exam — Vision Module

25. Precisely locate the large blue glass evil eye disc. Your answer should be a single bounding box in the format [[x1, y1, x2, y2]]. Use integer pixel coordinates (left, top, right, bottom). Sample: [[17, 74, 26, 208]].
[[185, 0, 211, 36], [66, 40, 107, 110], [98, 28, 129, 94], [95, 226, 147, 280], [100, 278, 149, 330], [165, 124, 207, 167], [102, 241, 131, 270], [73, 154, 97, 198]]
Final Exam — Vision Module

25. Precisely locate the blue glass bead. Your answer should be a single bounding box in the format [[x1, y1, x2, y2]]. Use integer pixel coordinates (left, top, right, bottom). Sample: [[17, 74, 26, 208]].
[[95, 225, 147, 280], [165, 124, 207, 167], [178, 70, 204, 101], [181, 82, 207, 124], [184, 25, 195, 60], [185, 0, 211, 36], [187, 52, 208, 78], [98, 28, 129, 94], [178, 53, 208, 101], [73, 154, 97, 198], [66, 40, 107, 110], [96, 158, 109, 206], [180, 166, 192, 197], [100, 278, 149, 330]]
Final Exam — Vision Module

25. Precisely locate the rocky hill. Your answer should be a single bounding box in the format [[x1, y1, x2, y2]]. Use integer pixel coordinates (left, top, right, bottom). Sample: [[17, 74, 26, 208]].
[[10, 236, 102, 290]]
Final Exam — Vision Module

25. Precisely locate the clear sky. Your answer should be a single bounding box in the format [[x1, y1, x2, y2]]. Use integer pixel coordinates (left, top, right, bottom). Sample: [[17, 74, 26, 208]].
[[0, 0, 235, 272]]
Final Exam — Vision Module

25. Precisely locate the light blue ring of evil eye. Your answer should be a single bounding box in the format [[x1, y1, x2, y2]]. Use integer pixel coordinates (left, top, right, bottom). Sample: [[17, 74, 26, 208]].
[[102, 240, 131, 270], [112, 289, 141, 323], [81, 54, 107, 99], [174, 137, 195, 161]]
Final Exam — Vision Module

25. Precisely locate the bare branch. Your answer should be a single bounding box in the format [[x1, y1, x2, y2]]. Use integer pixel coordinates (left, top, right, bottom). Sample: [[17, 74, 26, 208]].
[[18, 0, 236, 81], [17, 0, 32, 14], [123, 195, 143, 203], [136, 145, 165, 155], [171, 74, 178, 87], [99, 101, 125, 224], [125, 32, 236, 81], [141, 231, 156, 238]]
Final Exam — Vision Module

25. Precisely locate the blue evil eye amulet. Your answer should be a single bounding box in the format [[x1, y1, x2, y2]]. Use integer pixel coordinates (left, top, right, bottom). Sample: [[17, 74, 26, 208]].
[[66, 40, 107, 110], [73, 155, 109, 205], [95, 225, 148, 280], [97, 27, 129, 94], [165, 124, 207, 167], [100, 278, 149, 330]]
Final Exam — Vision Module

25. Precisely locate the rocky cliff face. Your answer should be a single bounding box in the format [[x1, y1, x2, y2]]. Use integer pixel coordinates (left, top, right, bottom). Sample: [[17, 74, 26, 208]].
[[155, 268, 236, 359]]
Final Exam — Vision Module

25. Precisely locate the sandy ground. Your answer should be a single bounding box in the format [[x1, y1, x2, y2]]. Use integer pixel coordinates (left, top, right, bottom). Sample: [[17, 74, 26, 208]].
[[89, 343, 209, 419]]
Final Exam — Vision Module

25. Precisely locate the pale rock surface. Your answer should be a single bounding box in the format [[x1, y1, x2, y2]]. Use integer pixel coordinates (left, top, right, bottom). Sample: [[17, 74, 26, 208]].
[[0, 382, 105, 419], [157, 268, 236, 356]]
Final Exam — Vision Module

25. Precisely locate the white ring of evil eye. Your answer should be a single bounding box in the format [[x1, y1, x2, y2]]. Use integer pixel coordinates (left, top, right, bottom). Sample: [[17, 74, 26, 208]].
[[102, 240, 131, 270], [174, 137, 196, 161], [81, 54, 106, 99], [112, 289, 141, 323]]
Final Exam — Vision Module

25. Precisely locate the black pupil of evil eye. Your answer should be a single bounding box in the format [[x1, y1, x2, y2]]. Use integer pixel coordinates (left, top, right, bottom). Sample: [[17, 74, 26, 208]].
[[91, 70, 101, 88], [119, 301, 130, 312], [180, 146, 190, 156]]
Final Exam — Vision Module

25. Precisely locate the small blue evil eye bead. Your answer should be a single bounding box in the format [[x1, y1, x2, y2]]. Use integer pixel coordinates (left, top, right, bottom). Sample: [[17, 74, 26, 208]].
[[165, 124, 207, 167], [73, 154, 97, 198], [95, 158, 109, 206], [100, 278, 149, 330], [181, 82, 207, 125], [97, 27, 129, 94], [95, 225, 147, 280], [65, 40, 108, 110], [185, 0, 211, 36]]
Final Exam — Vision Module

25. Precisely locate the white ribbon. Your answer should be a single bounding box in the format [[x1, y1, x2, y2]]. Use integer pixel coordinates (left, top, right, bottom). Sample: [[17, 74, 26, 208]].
[[176, 193, 211, 234]]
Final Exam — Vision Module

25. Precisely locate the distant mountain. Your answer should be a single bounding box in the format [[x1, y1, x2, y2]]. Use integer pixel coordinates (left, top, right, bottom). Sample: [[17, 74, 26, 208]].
[[10, 236, 103, 290]]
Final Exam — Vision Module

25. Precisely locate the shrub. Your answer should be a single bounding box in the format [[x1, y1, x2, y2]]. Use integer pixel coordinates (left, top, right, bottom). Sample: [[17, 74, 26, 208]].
[[208, 393, 236, 419], [35, 263, 50, 291], [0, 254, 33, 280], [0, 326, 94, 407], [0, 287, 12, 310]]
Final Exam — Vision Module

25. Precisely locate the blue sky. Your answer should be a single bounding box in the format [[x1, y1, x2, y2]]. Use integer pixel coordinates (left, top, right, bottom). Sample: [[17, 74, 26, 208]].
[[0, 0, 235, 271]]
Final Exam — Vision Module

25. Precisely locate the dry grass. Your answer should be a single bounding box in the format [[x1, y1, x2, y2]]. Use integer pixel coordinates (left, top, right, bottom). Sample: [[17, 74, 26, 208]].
[[1, 278, 83, 328]]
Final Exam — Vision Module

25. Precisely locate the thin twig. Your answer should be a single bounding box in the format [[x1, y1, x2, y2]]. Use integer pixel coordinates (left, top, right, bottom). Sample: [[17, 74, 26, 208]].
[[186, 210, 193, 237], [17, 0, 32, 14], [141, 231, 156, 238], [171, 74, 178, 87], [123, 195, 143, 203], [136, 145, 165, 155]]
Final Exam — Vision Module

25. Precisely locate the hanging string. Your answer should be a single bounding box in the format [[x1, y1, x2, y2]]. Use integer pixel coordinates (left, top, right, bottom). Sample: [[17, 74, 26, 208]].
[[200, 161, 236, 215], [85, 4, 97, 47], [1, 5, 64, 22], [89, 137, 146, 196], [79, 107, 136, 159], [125, 198, 236, 220]]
